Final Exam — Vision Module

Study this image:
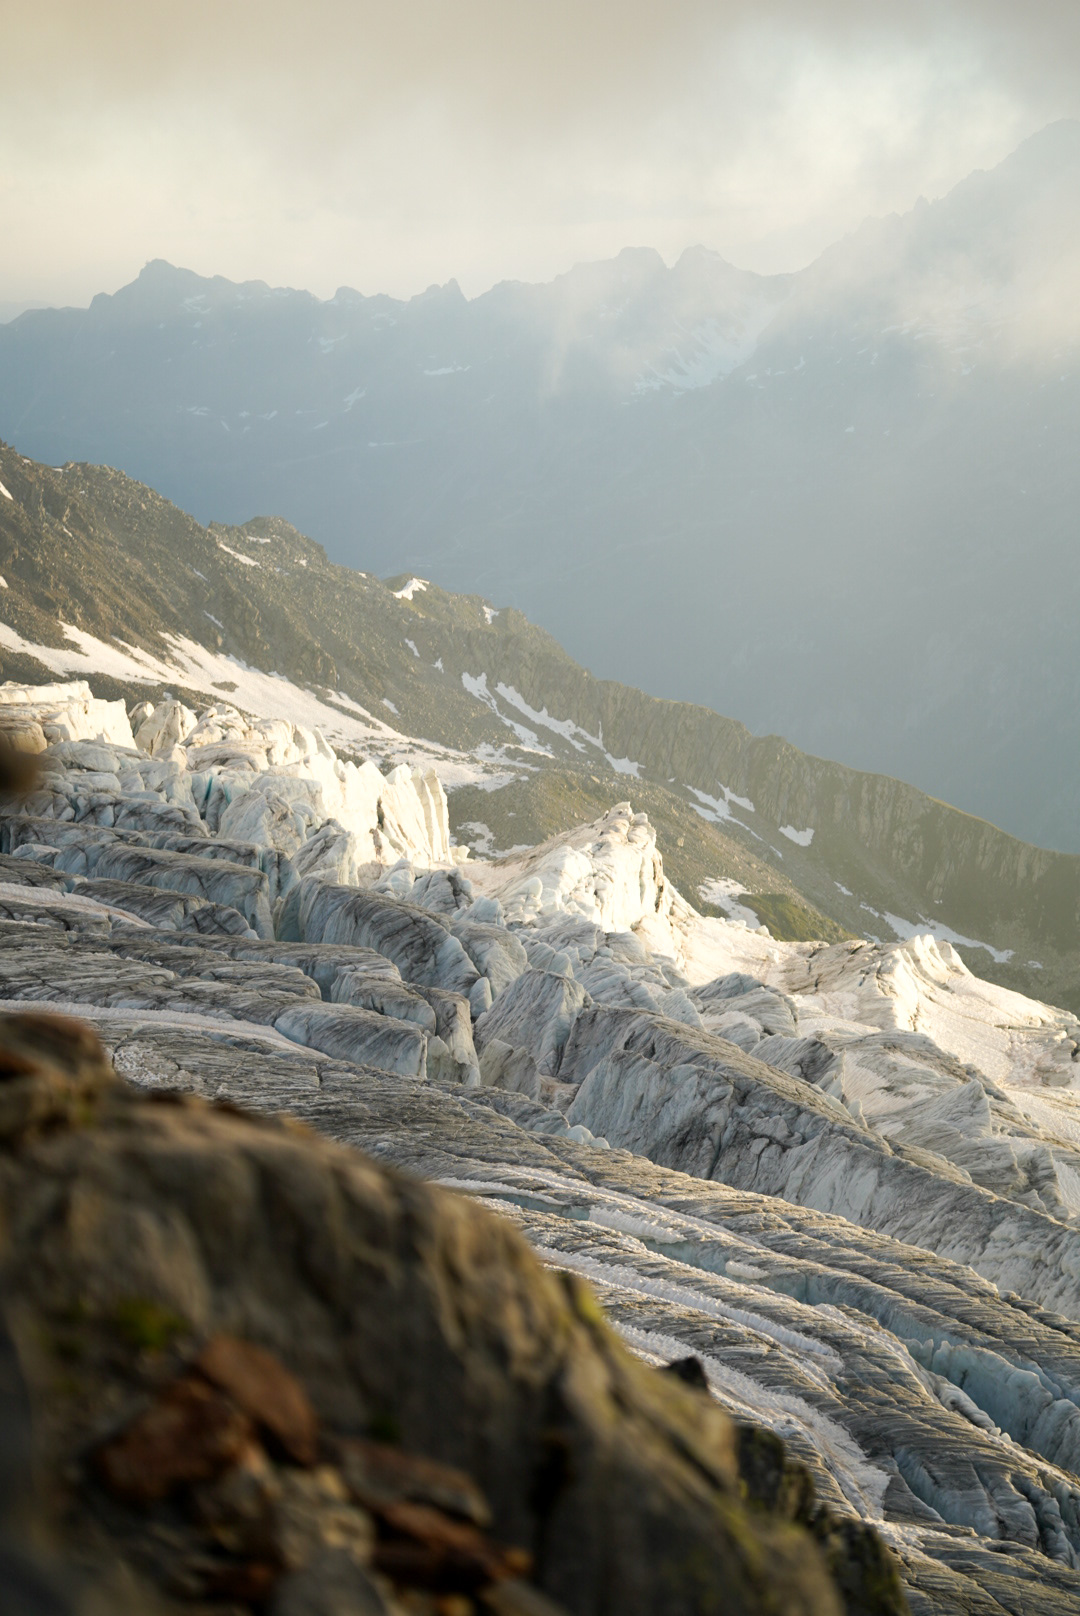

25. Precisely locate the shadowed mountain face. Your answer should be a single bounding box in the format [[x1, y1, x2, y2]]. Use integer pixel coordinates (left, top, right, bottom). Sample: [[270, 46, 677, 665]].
[[1, 122, 1078, 849]]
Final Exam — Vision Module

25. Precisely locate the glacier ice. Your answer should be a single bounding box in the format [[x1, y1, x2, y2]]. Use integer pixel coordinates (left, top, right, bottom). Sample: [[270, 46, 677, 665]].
[[0, 688, 1079, 1606]]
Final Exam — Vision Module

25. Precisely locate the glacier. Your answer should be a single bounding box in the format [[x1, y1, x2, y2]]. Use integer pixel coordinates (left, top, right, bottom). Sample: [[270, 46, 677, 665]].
[[1, 680, 1080, 1608]]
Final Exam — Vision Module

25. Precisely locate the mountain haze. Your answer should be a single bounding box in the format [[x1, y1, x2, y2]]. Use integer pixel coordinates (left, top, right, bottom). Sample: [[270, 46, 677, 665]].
[[1, 124, 1078, 852]]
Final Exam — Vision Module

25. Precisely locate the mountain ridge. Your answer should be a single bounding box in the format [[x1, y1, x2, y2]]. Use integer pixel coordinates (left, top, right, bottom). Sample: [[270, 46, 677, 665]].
[[1, 439, 1076, 1012]]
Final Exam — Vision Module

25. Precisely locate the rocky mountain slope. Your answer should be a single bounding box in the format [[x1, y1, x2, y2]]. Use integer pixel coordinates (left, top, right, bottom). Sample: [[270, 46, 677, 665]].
[[1, 684, 1080, 1611], [2, 123, 1078, 849], [0, 441, 1077, 1016]]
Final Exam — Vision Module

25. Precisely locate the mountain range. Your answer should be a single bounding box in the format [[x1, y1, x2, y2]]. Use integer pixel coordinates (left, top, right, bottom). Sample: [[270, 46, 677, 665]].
[[1, 122, 1078, 852]]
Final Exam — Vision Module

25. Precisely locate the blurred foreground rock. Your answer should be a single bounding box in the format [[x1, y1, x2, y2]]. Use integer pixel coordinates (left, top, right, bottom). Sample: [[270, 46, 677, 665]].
[[0, 1010, 856, 1616]]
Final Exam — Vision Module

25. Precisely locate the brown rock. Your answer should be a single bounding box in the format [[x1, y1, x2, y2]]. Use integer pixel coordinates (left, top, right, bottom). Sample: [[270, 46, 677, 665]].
[[197, 1558, 280, 1603], [193, 1446, 375, 1573], [0, 1010, 118, 1138], [339, 1439, 491, 1528], [0, 732, 42, 795], [0, 1011, 111, 1081], [198, 1333, 319, 1465], [373, 1500, 529, 1593], [94, 1375, 255, 1502], [0, 1057, 844, 1616]]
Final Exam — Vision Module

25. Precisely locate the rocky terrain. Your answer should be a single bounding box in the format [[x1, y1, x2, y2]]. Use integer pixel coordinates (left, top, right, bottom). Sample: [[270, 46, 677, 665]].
[[3, 681, 1080, 1611], [2, 441, 1078, 1019], [2, 123, 1079, 850]]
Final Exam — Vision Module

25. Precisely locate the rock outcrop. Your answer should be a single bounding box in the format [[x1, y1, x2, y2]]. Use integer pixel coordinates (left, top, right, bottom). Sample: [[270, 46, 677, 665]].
[[0, 1011, 843, 1616]]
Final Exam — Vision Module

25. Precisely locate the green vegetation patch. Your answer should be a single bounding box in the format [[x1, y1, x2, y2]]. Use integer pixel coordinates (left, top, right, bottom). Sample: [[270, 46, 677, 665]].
[[745, 893, 851, 944], [111, 1296, 188, 1353]]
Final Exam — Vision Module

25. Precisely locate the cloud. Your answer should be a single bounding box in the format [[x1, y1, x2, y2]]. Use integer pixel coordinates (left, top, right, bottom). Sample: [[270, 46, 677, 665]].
[[1, 2, 1077, 304]]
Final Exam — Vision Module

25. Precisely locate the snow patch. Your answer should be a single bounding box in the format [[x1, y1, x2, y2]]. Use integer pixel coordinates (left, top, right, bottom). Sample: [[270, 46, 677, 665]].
[[779, 824, 815, 847], [493, 682, 641, 776], [0, 618, 507, 792], [882, 912, 1014, 965], [392, 577, 428, 601], [457, 821, 496, 856], [688, 783, 755, 823], [698, 877, 762, 929], [0, 480, 12, 501], [462, 673, 549, 752], [494, 684, 586, 750], [217, 542, 259, 567], [635, 301, 782, 396], [455, 820, 535, 858]]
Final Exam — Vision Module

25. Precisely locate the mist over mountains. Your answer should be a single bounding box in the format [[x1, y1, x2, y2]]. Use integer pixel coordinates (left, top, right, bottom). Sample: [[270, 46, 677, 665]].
[[2, 121, 1078, 850]]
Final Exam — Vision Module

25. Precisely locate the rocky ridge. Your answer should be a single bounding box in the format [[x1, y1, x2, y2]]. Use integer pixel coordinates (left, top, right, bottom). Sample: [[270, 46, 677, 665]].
[[2, 684, 1080, 1611]]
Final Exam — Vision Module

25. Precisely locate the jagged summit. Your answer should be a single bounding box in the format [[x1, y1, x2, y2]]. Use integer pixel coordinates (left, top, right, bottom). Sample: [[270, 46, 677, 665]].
[[87, 257, 307, 320]]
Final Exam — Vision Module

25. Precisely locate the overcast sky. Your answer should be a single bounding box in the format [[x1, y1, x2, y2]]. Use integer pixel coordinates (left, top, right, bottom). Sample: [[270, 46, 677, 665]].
[[2, 1, 1078, 310]]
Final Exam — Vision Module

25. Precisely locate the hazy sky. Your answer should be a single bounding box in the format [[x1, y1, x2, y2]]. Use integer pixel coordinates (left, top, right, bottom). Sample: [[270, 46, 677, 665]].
[[2, 1, 1078, 308]]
